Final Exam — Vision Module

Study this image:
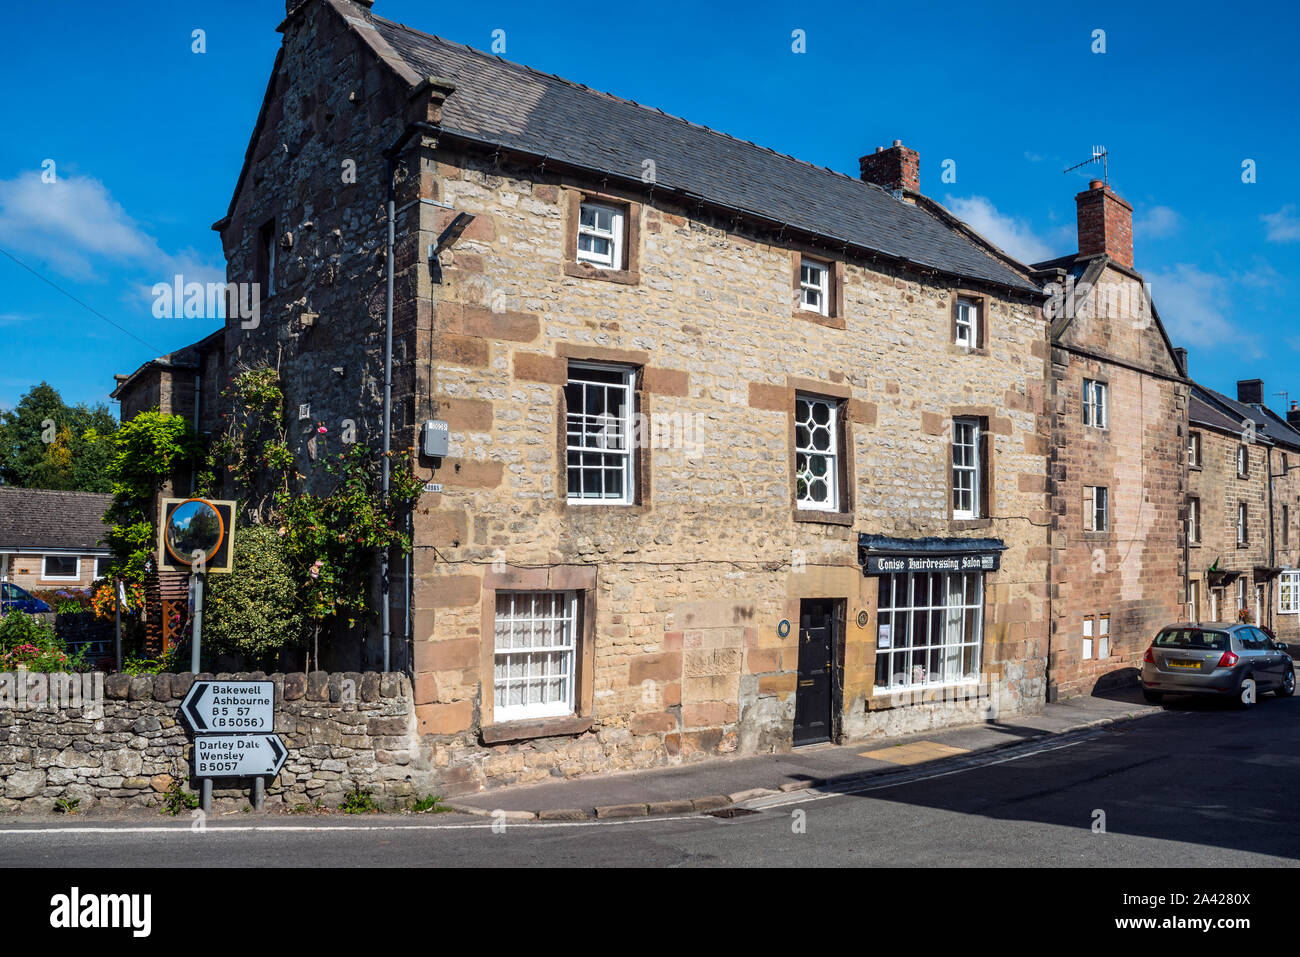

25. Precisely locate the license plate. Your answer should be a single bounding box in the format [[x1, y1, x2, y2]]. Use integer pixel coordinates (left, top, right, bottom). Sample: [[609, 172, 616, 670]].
[[1167, 659, 1201, 669]]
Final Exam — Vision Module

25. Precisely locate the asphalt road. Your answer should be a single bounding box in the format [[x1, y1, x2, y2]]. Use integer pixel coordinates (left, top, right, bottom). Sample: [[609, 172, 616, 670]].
[[4, 694, 1299, 867]]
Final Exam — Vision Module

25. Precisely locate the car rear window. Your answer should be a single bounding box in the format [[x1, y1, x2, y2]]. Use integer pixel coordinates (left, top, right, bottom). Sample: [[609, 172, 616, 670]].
[[1154, 628, 1229, 651]]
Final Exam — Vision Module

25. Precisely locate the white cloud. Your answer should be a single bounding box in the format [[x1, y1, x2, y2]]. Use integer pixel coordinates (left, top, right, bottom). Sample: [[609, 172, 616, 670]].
[[1134, 205, 1181, 239], [1262, 205, 1300, 243], [942, 194, 1057, 264], [1146, 263, 1260, 356], [0, 171, 223, 287]]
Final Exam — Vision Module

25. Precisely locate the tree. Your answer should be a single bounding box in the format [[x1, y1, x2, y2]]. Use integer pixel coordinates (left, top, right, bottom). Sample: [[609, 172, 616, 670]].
[[103, 410, 200, 581], [0, 382, 118, 491]]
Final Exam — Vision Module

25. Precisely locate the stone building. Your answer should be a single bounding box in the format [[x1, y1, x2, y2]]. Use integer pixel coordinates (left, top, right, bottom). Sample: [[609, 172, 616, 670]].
[[1186, 378, 1300, 642], [116, 0, 1057, 791], [110, 0, 1291, 794], [1030, 181, 1190, 701]]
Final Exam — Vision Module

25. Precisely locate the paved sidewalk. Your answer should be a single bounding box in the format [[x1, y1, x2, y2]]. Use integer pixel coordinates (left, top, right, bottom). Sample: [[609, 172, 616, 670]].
[[448, 688, 1162, 820]]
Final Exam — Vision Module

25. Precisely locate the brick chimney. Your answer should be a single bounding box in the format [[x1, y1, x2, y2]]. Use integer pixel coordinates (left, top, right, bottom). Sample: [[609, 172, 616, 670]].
[[1288, 401, 1300, 430], [860, 140, 919, 193], [1237, 379, 1264, 406], [1075, 179, 1133, 268]]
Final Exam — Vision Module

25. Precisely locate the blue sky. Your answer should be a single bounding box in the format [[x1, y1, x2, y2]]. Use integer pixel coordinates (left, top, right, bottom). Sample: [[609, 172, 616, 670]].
[[1, 0, 1296, 415]]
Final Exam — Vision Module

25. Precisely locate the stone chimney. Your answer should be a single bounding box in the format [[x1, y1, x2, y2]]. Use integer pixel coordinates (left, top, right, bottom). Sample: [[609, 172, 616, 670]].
[[1288, 401, 1300, 430], [1237, 379, 1264, 406], [860, 140, 919, 194], [1075, 179, 1133, 268], [1173, 347, 1187, 376]]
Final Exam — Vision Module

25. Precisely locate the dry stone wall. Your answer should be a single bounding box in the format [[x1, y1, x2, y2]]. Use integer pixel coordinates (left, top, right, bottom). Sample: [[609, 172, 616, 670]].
[[0, 671, 426, 814]]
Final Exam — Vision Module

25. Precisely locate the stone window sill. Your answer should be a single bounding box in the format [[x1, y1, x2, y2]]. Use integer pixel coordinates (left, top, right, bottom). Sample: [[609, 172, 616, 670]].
[[793, 308, 846, 331], [792, 509, 854, 527], [564, 261, 639, 286], [865, 682, 984, 712], [480, 714, 592, 745], [950, 518, 993, 532]]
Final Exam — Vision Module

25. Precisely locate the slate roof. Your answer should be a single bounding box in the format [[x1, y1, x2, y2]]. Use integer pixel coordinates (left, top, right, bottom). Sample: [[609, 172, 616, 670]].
[[111, 328, 223, 401], [1193, 383, 1300, 451], [1189, 391, 1245, 435], [0, 487, 113, 552], [371, 16, 1040, 294]]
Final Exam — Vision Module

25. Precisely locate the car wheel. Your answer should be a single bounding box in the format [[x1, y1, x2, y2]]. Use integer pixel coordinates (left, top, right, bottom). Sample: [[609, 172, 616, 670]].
[[1277, 668, 1296, 698], [1236, 675, 1258, 709], [1142, 689, 1163, 705]]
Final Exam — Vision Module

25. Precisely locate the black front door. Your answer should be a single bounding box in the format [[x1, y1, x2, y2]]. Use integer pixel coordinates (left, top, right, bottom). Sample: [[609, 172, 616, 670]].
[[793, 598, 835, 746]]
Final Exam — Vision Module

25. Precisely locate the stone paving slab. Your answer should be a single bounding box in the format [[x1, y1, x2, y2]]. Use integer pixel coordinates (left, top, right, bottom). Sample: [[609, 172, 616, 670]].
[[446, 688, 1161, 817]]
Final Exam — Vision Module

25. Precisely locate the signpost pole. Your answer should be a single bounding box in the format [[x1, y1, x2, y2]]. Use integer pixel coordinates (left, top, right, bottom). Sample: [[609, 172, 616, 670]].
[[113, 577, 122, 673], [201, 778, 212, 814], [190, 572, 204, 674], [253, 776, 265, 812]]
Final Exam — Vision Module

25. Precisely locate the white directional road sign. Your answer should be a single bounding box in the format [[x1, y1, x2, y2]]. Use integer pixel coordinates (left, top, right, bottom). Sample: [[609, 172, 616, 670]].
[[194, 734, 288, 778], [181, 680, 274, 733]]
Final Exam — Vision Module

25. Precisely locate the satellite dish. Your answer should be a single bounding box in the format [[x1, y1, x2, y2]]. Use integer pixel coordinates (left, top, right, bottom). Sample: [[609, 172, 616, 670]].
[[163, 499, 225, 568]]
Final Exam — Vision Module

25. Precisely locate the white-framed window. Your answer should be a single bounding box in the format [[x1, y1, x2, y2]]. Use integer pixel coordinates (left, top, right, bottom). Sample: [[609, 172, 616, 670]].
[[1237, 444, 1249, 478], [1189, 579, 1201, 621], [799, 257, 830, 316], [1097, 613, 1110, 658], [565, 363, 635, 504], [42, 555, 79, 580], [955, 297, 979, 347], [1085, 485, 1109, 532], [1187, 496, 1200, 544], [1279, 571, 1300, 614], [1210, 588, 1220, 621], [1082, 615, 1094, 661], [873, 571, 983, 692], [1188, 431, 1202, 467], [1082, 379, 1109, 429], [1237, 578, 1248, 615], [94, 556, 112, 579], [952, 417, 981, 519], [493, 590, 578, 722], [576, 201, 625, 270], [1238, 502, 1248, 544], [795, 394, 839, 511]]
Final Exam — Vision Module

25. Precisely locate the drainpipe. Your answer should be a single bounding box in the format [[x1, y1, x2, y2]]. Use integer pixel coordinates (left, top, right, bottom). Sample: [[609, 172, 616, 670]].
[[191, 372, 201, 494], [1269, 446, 1276, 627], [380, 121, 429, 673]]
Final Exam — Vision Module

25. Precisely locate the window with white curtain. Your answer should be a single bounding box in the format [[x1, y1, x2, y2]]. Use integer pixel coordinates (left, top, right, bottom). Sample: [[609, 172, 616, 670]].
[[873, 571, 983, 692], [493, 591, 578, 722]]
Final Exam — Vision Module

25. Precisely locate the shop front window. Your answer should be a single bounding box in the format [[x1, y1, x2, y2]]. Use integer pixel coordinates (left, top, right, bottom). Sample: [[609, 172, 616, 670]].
[[873, 571, 984, 692]]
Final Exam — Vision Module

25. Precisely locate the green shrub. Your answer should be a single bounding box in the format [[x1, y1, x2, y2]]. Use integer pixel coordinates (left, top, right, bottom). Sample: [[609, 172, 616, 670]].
[[339, 784, 378, 814], [203, 523, 305, 667], [0, 612, 86, 672], [162, 782, 198, 816], [411, 794, 452, 814]]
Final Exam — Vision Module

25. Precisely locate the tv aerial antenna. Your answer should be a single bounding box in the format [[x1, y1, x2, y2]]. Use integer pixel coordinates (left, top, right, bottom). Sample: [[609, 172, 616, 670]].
[[1064, 145, 1109, 185]]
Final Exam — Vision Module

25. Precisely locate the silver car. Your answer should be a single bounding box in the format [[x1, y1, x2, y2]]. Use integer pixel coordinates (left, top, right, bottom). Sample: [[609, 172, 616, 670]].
[[1141, 623, 1295, 708]]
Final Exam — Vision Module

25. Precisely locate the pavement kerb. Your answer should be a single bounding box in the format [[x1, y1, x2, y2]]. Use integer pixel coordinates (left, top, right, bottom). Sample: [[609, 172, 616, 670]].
[[443, 701, 1164, 821]]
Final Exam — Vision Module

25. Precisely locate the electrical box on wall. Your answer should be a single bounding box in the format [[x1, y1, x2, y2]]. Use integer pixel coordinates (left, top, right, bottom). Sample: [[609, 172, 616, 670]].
[[421, 419, 449, 457]]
